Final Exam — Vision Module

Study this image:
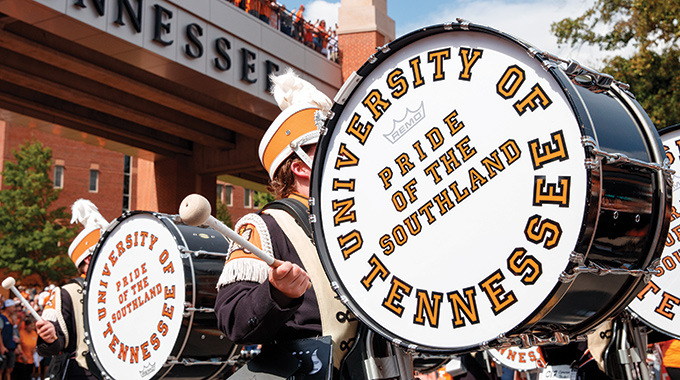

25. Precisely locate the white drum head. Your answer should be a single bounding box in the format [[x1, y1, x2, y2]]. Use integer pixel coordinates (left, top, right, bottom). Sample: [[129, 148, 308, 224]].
[[628, 125, 680, 338], [86, 213, 186, 379], [489, 346, 546, 372], [312, 26, 588, 351]]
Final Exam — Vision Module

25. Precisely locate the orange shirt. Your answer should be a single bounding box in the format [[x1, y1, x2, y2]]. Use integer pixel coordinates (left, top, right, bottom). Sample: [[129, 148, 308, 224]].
[[17, 326, 36, 364], [260, 0, 271, 18]]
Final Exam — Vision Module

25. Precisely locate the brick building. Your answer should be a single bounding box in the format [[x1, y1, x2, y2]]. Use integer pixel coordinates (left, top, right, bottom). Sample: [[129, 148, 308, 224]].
[[0, 0, 394, 229]]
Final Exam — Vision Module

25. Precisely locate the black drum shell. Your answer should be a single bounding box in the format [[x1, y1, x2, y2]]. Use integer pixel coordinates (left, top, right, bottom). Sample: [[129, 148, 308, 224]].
[[514, 74, 670, 336]]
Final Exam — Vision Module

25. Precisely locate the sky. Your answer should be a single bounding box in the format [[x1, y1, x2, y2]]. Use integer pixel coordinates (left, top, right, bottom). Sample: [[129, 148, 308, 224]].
[[275, 0, 631, 68]]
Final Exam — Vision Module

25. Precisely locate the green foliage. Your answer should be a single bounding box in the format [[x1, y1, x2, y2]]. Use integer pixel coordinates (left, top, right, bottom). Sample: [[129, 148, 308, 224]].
[[215, 200, 233, 229], [0, 140, 78, 285], [253, 191, 275, 208], [551, 0, 680, 128]]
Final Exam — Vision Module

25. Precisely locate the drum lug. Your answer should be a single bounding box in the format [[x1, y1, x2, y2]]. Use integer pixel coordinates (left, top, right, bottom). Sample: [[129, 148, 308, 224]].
[[561, 256, 663, 283], [367, 43, 391, 64], [524, 332, 571, 346], [584, 137, 673, 174], [330, 281, 351, 306], [569, 252, 585, 265], [643, 258, 662, 283], [584, 158, 600, 170], [581, 137, 601, 170], [376, 43, 391, 55], [564, 60, 615, 91], [184, 302, 215, 315], [455, 18, 471, 30], [581, 136, 597, 150]]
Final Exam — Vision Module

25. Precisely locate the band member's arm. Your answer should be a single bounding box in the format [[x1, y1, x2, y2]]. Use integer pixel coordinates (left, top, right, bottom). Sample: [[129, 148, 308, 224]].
[[36, 288, 74, 356], [215, 213, 320, 343], [215, 277, 305, 344]]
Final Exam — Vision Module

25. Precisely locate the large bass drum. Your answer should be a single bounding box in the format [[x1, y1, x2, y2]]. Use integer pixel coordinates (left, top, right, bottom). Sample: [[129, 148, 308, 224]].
[[309, 22, 671, 354], [84, 211, 237, 379], [628, 124, 680, 338]]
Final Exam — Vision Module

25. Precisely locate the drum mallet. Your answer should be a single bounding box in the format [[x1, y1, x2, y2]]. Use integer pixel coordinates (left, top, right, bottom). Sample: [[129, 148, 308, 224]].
[[2, 277, 42, 321], [179, 194, 284, 268]]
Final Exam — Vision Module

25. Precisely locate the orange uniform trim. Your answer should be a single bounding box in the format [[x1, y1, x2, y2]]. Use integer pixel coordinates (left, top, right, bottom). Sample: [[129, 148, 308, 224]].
[[70, 229, 100, 265], [226, 223, 265, 265], [261, 108, 317, 174]]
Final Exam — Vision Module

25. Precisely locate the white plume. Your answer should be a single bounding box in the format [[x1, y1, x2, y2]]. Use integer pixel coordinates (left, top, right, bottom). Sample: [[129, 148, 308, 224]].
[[270, 68, 332, 112], [70, 199, 109, 231]]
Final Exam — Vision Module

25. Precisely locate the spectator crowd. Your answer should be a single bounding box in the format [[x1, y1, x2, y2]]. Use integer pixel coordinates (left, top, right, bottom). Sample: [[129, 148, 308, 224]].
[[226, 0, 339, 63], [0, 285, 55, 380]]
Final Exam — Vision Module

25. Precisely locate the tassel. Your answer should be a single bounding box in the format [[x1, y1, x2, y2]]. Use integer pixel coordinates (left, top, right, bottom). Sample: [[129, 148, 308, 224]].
[[216, 258, 270, 288]]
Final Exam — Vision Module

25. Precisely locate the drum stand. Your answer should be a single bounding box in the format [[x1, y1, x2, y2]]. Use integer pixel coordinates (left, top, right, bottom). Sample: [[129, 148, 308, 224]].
[[607, 313, 651, 380], [362, 330, 414, 380]]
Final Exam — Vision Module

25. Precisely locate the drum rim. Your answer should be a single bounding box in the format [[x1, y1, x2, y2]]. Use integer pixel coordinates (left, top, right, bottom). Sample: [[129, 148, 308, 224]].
[[659, 123, 680, 135], [83, 210, 191, 380], [311, 22, 578, 354]]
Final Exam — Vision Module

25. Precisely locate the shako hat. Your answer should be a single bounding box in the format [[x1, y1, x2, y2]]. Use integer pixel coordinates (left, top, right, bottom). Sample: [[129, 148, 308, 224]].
[[68, 199, 109, 268], [259, 68, 332, 179]]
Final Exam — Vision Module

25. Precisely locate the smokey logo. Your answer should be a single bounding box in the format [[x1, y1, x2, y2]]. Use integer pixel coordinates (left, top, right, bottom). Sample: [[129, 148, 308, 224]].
[[384, 102, 425, 144]]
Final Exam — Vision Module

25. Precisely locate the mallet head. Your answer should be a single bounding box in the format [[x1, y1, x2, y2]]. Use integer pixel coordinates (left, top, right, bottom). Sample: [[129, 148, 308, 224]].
[[2, 277, 16, 290], [179, 194, 212, 226]]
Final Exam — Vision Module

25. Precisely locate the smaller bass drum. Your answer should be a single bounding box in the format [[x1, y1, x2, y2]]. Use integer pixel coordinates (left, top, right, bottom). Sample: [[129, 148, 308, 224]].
[[628, 124, 680, 339], [488, 346, 545, 372], [84, 211, 237, 380]]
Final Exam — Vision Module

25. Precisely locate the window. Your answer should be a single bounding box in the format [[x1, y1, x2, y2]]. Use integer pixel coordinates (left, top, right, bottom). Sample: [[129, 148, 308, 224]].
[[53, 165, 64, 189], [122, 156, 131, 211], [224, 185, 233, 206], [217, 184, 223, 203], [244, 188, 252, 208], [89, 169, 99, 192]]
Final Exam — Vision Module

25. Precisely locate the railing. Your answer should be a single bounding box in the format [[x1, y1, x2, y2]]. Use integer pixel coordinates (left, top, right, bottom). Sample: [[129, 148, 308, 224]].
[[225, 0, 339, 63]]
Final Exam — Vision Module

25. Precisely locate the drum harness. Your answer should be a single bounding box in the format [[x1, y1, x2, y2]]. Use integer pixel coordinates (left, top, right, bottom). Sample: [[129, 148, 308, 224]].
[[263, 199, 417, 380], [262, 198, 362, 375], [45, 277, 98, 380]]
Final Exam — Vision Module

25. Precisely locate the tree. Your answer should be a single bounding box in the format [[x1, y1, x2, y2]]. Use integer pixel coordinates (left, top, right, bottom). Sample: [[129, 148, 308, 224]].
[[215, 200, 233, 229], [551, 0, 680, 128], [0, 140, 78, 285], [253, 190, 275, 208]]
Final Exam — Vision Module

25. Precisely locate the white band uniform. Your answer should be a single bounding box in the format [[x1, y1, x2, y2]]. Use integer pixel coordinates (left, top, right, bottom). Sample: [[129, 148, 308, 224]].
[[309, 22, 671, 353]]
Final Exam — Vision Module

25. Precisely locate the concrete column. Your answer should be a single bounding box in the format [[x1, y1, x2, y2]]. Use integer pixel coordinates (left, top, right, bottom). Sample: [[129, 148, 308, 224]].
[[135, 156, 217, 215]]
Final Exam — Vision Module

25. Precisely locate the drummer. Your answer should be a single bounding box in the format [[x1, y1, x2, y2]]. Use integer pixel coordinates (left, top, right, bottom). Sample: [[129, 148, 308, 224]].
[[36, 199, 109, 380], [214, 69, 358, 377]]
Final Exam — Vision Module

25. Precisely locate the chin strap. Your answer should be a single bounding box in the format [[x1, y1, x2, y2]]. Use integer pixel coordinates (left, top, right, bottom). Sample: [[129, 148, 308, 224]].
[[290, 130, 319, 169]]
